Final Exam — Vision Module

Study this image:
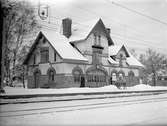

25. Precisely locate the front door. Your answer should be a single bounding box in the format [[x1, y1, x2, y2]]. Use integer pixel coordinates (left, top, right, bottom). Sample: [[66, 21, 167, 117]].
[[34, 71, 40, 88]]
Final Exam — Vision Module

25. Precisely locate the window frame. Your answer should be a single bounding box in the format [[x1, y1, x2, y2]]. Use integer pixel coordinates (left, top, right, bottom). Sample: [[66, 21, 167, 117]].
[[47, 68, 56, 83], [40, 47, 49, 63], [54, 51, 57, 62]]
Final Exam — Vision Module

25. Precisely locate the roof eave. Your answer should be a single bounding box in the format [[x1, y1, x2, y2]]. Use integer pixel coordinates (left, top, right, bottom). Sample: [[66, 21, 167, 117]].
[[23, 31, 42, 65]]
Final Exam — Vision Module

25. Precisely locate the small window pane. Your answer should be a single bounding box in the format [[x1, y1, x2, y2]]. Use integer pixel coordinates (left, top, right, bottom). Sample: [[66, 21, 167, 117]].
[[40, 48, 49, 63]]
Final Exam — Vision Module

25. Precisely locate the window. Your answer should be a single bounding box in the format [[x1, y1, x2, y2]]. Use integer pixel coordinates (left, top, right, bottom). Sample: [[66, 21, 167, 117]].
[[112, 73, 117, 81], [87, 70, 106, 82], [73, 70, 81, 82], [47, 68, 56, 83], [98, 35, 101, 45], [54, 52, 57, 61], [72, 67, 83, 83], [33, 54, 36, 64], [48, 70, 54, 82], [87, 75, 106, 82], [119, 54, 123, 67], [43, 38, 46, 44], [40, 48, 49, 63], [94, 34, 97, 45], [128, 71, 135, 83], [92, 49, 102, 65], [94, 34, 101, 46]]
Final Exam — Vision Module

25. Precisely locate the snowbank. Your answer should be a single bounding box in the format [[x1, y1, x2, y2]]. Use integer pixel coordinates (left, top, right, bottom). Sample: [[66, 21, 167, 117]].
[[128, 84, 152, 90], [2, 84, 167, 96], [2, 85, 119, 95], [128, 84, 167, 91]]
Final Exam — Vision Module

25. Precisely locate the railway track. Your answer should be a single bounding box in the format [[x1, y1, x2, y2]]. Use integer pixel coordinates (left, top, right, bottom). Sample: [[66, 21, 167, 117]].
[[1, 92, 167, 118]]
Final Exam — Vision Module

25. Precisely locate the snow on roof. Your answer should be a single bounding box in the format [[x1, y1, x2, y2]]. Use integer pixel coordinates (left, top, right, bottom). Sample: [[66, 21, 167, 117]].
[[126, 55, 144, 67], [108, 57, 119, 65], [124, 45, 144, 68], [69, 18, 100, 42], [108, 45, 144, 67], [108, 45, 122, 56], [41, 30, 88, 62]]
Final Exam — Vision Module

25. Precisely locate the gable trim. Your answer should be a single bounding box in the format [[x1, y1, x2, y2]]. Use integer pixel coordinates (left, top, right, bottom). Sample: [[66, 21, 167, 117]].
[[23, 32, 63, 65]]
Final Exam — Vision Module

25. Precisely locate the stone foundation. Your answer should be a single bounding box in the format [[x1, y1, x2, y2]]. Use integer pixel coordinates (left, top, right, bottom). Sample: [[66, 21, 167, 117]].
[[27, 74, 140, 88]]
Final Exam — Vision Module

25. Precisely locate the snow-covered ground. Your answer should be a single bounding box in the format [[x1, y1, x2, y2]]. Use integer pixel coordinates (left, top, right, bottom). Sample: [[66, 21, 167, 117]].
[[1, 92, 167, 125], [2, 84, 167, 96]]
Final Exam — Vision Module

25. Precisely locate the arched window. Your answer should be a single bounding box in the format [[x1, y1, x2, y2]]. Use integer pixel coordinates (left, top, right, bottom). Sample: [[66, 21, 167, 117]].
[[111, 70, 117, 82], [128, 71, 135, 77], [128, 71, 134, 80], [86, 66, 107, 83], [47, 68, 56, 82], [73, 70, 81, 82], [48, 70, 54, 81], [118, 70, 125, 77], [72, 67, 83, 82]]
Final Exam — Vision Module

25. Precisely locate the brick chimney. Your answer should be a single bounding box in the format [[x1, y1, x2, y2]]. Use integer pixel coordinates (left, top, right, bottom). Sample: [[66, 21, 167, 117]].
[[62, 18, 72, 38], [106, 28, 111, 35]]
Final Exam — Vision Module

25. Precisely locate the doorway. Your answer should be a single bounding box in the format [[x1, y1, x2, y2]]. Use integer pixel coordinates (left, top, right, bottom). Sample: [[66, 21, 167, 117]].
[[34, 69, 41, 88]]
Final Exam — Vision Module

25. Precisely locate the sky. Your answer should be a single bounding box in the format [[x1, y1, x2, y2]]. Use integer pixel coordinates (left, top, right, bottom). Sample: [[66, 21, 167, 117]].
[[29, 0, 167, 56]]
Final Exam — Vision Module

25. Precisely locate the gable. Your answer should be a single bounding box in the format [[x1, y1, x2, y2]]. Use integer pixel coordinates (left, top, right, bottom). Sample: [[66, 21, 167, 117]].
[[23, 32, 63, 65], [109, 45, 130, 57], [23, 32, 43, 65], [116, 46, 130, 58], [69, 19, 114, 46], [87, 19, 114, 46], [23, 30, 88, 65]]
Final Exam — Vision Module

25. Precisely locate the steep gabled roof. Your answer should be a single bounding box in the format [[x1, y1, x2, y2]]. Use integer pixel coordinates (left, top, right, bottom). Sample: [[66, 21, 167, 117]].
[[124, 46, 144, 68], [23, 30, 88, 64], [126, 55, 144, 67], [108, 57, 119, 65], [108, 45, 130, 57], [69, 18, 114, 45], [108, 44, 144, 67], [42, 30, 88, 61]]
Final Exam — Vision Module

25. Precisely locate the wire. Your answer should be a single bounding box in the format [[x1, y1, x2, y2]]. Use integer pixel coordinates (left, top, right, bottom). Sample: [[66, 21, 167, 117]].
[[111, 32, 160, 45], [111, 35, 166, 50], [35, 4, 163, 40], [39, 16, 163, 47], [34, 4, 166, 52], [110, 1, 167, 26]]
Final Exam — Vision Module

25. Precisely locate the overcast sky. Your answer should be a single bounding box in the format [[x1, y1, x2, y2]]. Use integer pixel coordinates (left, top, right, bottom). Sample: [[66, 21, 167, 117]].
[[29, 0, 167, 56]]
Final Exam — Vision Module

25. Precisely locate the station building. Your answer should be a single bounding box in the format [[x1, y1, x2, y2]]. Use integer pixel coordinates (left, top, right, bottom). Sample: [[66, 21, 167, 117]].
[[23, 18, 144, 88]]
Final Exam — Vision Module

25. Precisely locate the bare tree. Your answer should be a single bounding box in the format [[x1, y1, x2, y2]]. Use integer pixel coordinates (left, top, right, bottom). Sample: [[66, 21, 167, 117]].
[[2, 0, 39, 86], [139, 49, 167, 86]]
